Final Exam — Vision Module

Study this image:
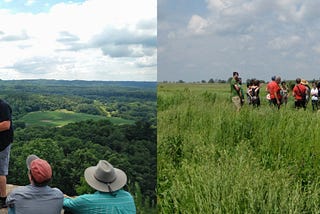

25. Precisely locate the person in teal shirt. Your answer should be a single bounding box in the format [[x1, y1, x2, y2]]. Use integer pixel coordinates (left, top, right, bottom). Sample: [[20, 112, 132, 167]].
[[63, 160, 136, 214]]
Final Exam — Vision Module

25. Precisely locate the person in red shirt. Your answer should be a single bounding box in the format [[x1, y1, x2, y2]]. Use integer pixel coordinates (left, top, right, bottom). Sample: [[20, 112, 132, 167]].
[[266, 76, 276, 106], [293, 78, 307, 109], [268, 76, 282, 109]]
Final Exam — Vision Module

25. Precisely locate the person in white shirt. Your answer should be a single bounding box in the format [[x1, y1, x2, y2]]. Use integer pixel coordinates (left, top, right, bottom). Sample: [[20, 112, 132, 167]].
[[311, 82, 319, 111]]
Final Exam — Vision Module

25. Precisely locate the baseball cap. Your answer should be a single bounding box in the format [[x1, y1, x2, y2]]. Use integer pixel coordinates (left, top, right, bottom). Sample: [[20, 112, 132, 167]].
[[26, 154, 52, 183]]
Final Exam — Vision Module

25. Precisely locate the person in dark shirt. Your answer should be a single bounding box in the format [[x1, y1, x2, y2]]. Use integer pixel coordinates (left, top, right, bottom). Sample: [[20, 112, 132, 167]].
[[0, 99, 13, 208]]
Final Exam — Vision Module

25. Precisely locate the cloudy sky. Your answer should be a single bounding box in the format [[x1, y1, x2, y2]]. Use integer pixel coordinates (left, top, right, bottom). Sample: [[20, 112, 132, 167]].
[[158, 0, 320, 82], [0, 0, 156, 81]]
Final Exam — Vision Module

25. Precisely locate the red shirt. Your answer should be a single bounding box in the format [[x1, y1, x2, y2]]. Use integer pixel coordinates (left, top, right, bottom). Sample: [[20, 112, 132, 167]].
[[268, 81, 281, 99], [293, 84, 306, 100]]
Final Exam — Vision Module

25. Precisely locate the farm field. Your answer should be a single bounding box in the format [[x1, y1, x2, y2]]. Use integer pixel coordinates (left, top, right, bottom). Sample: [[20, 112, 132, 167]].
[[20, 109, 135, 127], [158, 83, 320, 213]]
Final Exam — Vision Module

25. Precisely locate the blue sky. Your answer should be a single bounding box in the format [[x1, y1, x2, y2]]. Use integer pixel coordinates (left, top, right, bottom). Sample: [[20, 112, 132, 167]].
[[158, 0, 320, 82], [0, 0, 84, 13], [0, 0, 156, 81]]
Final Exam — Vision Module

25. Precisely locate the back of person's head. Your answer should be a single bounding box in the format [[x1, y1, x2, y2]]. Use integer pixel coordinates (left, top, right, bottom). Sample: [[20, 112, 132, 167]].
[[27, 155, 52, 187], [271, 76, 276, 81], [233, 72, 239, 77], [296, 78, 301, 84], [254, 79, 260, 86]]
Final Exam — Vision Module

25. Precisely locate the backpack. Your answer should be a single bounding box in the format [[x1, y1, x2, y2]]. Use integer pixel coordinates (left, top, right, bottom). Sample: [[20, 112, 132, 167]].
[[297, 85, 306, 101]]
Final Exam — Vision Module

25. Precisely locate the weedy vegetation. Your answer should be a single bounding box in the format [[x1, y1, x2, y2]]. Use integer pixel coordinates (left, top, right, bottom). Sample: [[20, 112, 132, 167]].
[[157, 83, 320, 213]]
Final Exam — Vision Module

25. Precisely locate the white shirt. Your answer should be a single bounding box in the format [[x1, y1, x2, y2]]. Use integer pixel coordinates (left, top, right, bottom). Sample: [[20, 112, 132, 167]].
[[311, 88, 318, 101]]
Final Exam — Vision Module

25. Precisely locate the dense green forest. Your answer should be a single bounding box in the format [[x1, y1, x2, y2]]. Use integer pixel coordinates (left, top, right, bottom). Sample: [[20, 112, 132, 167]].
[[0, 80, 156, 213]]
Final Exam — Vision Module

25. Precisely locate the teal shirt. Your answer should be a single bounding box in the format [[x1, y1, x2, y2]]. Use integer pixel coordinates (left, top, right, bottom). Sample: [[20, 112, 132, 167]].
[[63, 190, 136, 214]]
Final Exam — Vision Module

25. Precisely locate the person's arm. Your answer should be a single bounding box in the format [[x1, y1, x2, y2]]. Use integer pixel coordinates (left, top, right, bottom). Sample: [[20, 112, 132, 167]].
[[292, 86, 296, 97], [6, 192, 15, 214], [63, 195, 85, 213], [0, 103, 11, 132], [0, 121, 11, 132], [233, 84, 240, 91], [274, 89, 280, 104]]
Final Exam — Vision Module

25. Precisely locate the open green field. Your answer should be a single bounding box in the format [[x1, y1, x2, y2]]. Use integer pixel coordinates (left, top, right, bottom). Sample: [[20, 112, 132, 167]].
[[158, 83, 320, 213], [20, 109, 135, 127]]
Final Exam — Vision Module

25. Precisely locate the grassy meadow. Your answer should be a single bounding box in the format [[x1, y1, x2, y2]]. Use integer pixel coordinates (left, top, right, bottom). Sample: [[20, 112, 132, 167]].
[[20, 109, 134, 127], [157, 83, 320, 213]]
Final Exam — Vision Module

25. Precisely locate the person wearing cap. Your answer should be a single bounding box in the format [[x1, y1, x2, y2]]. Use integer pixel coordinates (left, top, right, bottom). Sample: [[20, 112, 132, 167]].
[[63, 160, 136, 214], [6, 155, 63, 214], [0, 99, 13, 208]]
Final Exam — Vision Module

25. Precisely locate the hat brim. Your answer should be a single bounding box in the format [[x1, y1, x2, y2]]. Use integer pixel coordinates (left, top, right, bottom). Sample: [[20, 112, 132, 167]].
[[26, 155, 39, 170], [84, 166, 127, 192]]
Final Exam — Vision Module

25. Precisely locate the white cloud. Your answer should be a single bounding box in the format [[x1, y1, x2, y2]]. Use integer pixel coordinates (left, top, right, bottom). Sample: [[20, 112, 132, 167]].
[[0, 0, 156, 81], [268, 35, 301, 50], [188, 15, 208, 35], [26, 0, 36, 6]]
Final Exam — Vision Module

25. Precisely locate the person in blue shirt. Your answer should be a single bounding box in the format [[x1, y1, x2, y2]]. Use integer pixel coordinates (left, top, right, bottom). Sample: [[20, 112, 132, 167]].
[[6, 154, 63, 214], [63, 160, 136, 214]]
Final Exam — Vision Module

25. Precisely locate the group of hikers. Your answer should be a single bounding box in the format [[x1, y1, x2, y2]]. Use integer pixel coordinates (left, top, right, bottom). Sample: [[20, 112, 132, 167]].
[[230, 72, 319, 111]]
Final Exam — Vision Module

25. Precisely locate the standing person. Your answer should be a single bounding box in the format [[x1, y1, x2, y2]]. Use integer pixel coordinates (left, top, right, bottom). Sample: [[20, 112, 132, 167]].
[[268, 76, 282, 109], [292, 78, 307, 110], [230, 72, 242, 111], [311, 82, 318, 111], [238, 77, 245, 106], [63, 160, 136, 214], [266, 76, 276, 106], [280, 81, 289, 106], [251, 79, 261, 108], [6, 154, 64, 213], [0, 99, 13, 208], [301, 79, 310, 106]]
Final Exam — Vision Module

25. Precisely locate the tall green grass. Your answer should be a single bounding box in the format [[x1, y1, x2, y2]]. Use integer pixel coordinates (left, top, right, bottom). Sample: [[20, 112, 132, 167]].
[[158, 83, 320, 213]]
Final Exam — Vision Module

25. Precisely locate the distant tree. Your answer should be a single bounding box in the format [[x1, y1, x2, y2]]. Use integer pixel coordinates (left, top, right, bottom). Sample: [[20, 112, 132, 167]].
[[178, 80, 185, 83], [201, 80, 206, 83], [208, 78, 214, 83], [14, 121, 26, 129]]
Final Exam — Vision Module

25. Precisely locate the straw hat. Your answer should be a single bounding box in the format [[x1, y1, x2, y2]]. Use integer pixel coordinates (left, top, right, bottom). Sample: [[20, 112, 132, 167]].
[[301, 79, 309, 85]]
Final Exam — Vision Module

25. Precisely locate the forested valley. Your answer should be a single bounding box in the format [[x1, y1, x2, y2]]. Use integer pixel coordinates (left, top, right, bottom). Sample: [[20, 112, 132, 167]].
[[0, 79, 156, 213]]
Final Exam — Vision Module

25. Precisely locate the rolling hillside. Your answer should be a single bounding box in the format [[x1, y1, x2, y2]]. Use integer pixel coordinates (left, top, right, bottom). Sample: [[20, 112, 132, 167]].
[[19, 109, 134, 127]]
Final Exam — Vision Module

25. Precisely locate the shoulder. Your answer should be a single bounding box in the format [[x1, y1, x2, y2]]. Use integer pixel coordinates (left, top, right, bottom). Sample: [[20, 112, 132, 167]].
[[116, 190, 134, 198], [7, 185, 34, 202], [9, 185, 32, 194], [50, 187, 64, 196]]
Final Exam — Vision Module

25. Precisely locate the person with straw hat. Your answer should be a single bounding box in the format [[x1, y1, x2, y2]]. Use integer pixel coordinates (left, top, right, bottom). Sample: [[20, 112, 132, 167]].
[[63, 160, 136, 214]]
